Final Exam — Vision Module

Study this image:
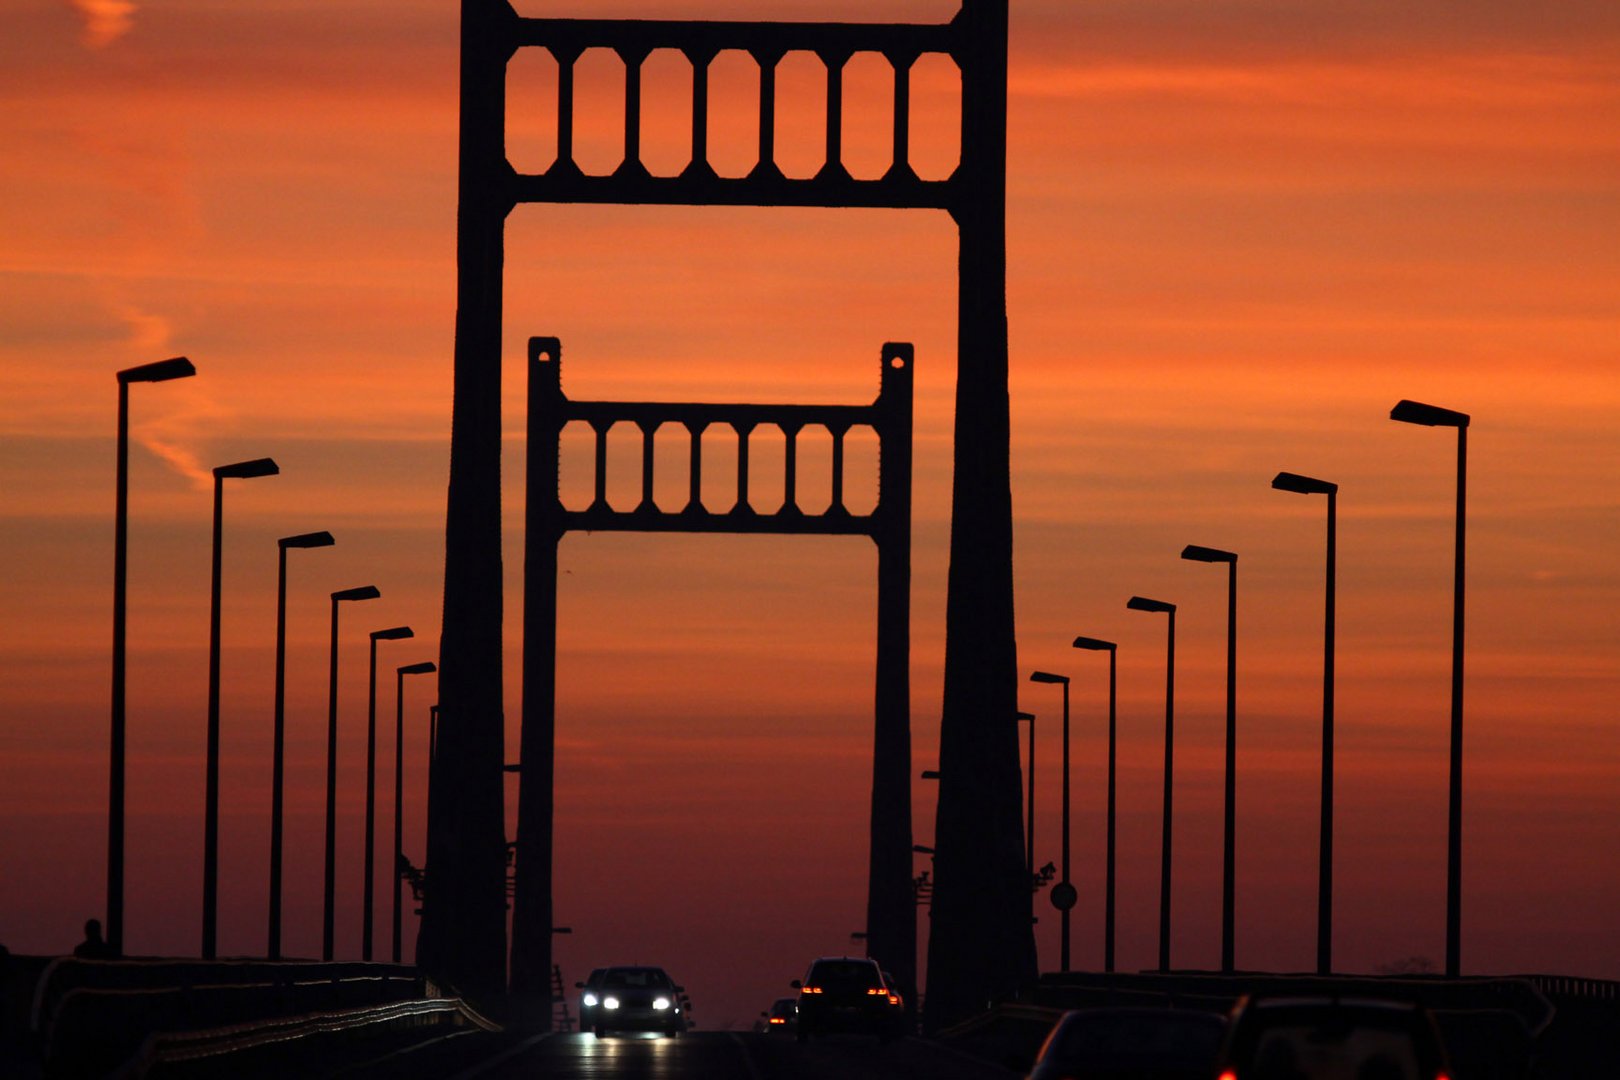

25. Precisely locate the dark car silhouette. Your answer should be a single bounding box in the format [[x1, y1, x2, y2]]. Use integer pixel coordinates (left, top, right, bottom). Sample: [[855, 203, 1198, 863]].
[[1214, 996, 1452, 1080], [757, 996, 798, 1034], [1027, 1006, 1227, 1080], [791, 956, 905, 1042], [576, 965, 687, 1037]]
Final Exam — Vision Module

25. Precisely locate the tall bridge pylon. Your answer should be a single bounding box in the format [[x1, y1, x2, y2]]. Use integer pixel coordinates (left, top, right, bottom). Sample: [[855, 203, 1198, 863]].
[[427, 0, 1031, 1026], [518, 338, 914, 1023]]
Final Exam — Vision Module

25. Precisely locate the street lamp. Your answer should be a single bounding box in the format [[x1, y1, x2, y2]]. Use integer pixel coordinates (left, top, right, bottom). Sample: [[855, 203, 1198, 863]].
[[1127, 595, 1176, 972], [1390, 397, 1470, 979], [109, 355, 195, 957], [325, 585, 380, 961], [1014, 711, 1036, 881], [1272, 470, 1338, 975], [1071, 635, 1117, 973], [269, 530, 335, 960], [426, 703, 438, 845], [1029, 671, 1073, 972], [393, 661, 436, 963], [1180, 544, 1238, 974], [364, 625, 414, 961], [203, 456, 279, 959]]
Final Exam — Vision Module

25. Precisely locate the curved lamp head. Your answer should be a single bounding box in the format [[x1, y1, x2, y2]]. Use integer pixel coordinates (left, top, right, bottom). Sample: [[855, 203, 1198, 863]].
[[333, 585, 381, 603], [1072, 636, 1117, 652], [1391, 399, 1470, 428], [1181, 544, 1236, 564], [214, 457, 279, 481], [280, 530, 335, 550], [1271, 471, 1337, 496], [1127, 596, 1175, 614], [1014, 710, 1035, 722], [119, 357, 195, 384], [371, 626, 414, 642], [1029, 671, 1068, 685], [398, 661, 437, 676]]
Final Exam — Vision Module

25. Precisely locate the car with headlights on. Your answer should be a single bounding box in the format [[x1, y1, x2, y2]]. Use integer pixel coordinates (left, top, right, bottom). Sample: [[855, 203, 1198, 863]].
[[792, 956, 906, 1042], [577, 965, 688, 1037]]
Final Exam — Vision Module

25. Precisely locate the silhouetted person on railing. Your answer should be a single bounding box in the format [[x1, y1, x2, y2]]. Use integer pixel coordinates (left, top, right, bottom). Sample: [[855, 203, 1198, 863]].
[[73, 919, 115, 959]]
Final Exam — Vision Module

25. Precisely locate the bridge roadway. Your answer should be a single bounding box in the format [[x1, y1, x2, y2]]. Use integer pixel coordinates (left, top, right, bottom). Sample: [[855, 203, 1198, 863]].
[[360, 1030, 1018, 1080]]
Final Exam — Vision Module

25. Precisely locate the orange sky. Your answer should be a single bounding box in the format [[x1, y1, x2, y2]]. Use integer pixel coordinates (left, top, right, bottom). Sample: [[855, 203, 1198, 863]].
[[2, 0, 1618, 1029]]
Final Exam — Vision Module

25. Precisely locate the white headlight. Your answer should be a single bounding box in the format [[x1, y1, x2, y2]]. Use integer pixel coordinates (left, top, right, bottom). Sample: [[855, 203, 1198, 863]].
[[603, 996, 620, 1010], [582, 993, 599, 1007], [653, 997, 671, 1011]]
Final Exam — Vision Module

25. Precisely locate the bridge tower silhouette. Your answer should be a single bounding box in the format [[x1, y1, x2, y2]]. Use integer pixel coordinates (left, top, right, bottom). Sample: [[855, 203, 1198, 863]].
[[518, 337, 914, 1021], [425, 0, 1032, 1027]]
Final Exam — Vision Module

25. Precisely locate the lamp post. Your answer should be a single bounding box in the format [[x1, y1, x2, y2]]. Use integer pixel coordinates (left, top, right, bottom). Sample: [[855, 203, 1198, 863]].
[[1390, 398, 1470, 979], [1072, 636, 1117, 972], [1272, 471, 1338, 975], [1014, 711, 1036, 881], [1029, 671, 1072, 972], [1127, 596, 1176, 972], [393, 661, 436, 963], [269, 530, 335, 960], [109, 355, 195, 957], [364, 626, 414, 962], [203, 457, 280, 959], [426, 703, 438, 849], [325, 585, 380, 961], [1180, 544, 1238, 974]]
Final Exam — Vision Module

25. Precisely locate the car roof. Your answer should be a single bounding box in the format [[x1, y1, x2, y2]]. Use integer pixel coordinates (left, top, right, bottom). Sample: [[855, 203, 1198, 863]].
[[1057, 1006, 1225, 1025], [1238, 996, 1424, 1014]]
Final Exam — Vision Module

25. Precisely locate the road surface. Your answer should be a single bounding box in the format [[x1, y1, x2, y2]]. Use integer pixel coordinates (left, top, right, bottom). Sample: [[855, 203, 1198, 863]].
[[373, 1030, 1020, 1080]]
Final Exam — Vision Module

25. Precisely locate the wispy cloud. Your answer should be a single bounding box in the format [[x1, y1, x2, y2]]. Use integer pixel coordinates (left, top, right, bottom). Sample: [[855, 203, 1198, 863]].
[[132, 388, 233, 493], [66, 0, 137, 50], [1010, 51, 1619, 109], [111, 300, 171, 353], [138, 431, 211, 491]]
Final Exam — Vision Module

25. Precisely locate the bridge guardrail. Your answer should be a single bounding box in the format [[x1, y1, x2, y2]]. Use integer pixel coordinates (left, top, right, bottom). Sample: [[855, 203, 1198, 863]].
[[28, 958, 422, 1077], [1514, 973, 1620, 1002], [119, 995, 498, 1079], [31, 958, 418, 1036]]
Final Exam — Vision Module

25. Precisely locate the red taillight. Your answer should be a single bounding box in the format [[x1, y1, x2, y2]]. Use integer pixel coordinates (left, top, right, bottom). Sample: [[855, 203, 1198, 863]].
[[1218, 1072, 1238, 1080], [866, 988, 885, 996], [768, 1017, 784, 1024], [887, 994, 901, 1005], [1436, 1074, 1451, 1080], [801, 986, 822, 994]]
